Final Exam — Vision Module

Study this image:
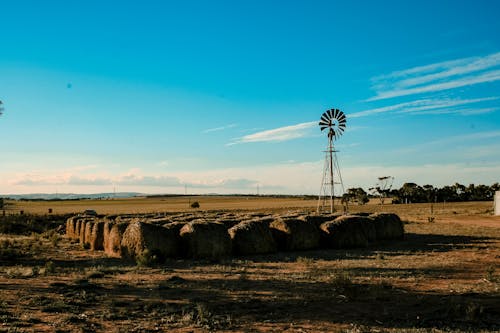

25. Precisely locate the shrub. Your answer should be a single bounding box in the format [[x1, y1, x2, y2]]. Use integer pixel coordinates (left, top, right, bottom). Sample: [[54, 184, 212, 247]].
[[190, 201, 200, 208]]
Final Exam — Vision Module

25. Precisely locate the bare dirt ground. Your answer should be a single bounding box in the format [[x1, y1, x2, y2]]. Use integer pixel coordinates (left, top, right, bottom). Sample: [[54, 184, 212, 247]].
[[1, 200, 499, 332]]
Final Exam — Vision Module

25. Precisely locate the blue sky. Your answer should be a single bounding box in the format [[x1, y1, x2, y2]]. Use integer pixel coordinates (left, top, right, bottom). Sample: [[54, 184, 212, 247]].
[[1, 0, 500, 195]]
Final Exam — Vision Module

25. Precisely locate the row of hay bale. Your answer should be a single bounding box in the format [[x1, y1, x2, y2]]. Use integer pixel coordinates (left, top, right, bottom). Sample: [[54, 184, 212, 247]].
[[66, 212, 404, 262]]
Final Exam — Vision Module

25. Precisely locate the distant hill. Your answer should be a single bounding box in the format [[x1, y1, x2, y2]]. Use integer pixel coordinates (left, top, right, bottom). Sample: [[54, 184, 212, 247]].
[[1, 192, 142, 200]]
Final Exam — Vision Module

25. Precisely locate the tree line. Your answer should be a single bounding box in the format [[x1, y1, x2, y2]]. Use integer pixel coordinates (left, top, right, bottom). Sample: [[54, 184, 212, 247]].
[[343, 182, 500, 205]]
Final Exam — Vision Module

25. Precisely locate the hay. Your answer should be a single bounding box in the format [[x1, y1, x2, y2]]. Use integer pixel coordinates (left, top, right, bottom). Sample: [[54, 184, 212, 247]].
[[301, 213, 341, 227], [90, 221, 105, 251], [79, 220, 88, 244], [217, 218, 241, 229], [65, 216, 77, 239], [104, 222, 129, 257], [179, 221, 231, 259], [269, 218, 320, 251], [162, 222, 186, 234], [228, 220, 277, 255], [121, 221, 180, 261], [74, 219, 82, 239], [370, 213, 404, 239], [84, 221, 94, 248], [320, 216, 373, 248]]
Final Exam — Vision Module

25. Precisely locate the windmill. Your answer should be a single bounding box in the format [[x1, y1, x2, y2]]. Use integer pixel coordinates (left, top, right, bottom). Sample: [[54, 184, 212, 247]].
[[317, 108, 346, 213]]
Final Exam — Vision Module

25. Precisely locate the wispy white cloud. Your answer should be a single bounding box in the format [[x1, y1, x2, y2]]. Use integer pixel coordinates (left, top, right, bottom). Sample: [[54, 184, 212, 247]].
[[202, 123, 237, 133], [406, 107, 498, 116], [228, 121, 316, 145], [369, 52, 500, 101], [350, 97, 498, 118]]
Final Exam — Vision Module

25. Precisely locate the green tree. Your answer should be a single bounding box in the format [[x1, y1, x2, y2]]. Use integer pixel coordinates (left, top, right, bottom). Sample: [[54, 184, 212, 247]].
[[345, 188, 369, 205]]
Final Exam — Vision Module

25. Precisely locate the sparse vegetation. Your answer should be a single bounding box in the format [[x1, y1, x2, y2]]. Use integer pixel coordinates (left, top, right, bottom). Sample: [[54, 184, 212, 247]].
[[0, 200, 499, 332]]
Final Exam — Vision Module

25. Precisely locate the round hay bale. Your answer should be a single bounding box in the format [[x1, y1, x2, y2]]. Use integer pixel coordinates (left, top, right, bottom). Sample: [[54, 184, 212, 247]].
[[121, 221, 180, 261], [79, 220, 88, 244], [149, 217, 172, 226], [370, 213, 404, 239], [105, 222, 129, 257], [162, 222, 186, 234], [84, 221, 95, 248], [228, 220, 277, 255], [321, 216, 372, 248], [248, 216, 275, 227], [103, 215, 119, 223], [65, 216, 78, 239], [103, 221, 114, 253], [269, 218, 320, 251], [301, 213, 342, 228], [217, 218, 241, 229], [74, 219, 82, 239], [179, 221, 231, 259], [90, 221, 105, 251]]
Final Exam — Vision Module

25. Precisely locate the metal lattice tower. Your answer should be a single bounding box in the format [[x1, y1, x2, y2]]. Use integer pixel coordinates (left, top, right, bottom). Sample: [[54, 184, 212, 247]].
[[317, 108, 346, 213]]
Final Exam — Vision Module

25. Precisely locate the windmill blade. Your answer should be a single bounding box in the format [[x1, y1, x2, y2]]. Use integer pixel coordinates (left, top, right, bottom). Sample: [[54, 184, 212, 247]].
[[319, 119, 330, 126], [320, 114, 330, 123]]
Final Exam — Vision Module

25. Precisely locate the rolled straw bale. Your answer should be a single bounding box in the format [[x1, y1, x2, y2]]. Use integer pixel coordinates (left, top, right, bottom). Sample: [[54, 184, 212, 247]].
[[228, 220, 277, 255], [301, 214, 341, 228], [65, 216, 77, 239], [104, 222, 129, 257], [121, 221, 180, 261], [179, 220, 231, 259], [79, 220, 88, 244], [149, 217, 172, 226], [320, 216, 371, 248], [90, 221, 105, 251], [115, 215, 136, 223], [103, 215, 119, 223], [103, 221, 114, 252], [84, 221, 95, 248], [217, 218, 241, 229], [246, 216, 275, 227], [74, 219, 82, 239], [269, 218, 320, 251], [370, 213, 404, 239], [162, 222, 186, 234]]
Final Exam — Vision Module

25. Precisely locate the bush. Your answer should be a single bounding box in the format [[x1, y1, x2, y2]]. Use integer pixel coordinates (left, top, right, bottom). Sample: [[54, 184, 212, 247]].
[[190, 201, 200, 209]]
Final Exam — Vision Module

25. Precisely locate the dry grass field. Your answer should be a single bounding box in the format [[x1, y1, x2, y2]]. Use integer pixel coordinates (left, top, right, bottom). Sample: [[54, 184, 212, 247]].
[[6, 196, 321, 215], [1, 198, 499, 332]]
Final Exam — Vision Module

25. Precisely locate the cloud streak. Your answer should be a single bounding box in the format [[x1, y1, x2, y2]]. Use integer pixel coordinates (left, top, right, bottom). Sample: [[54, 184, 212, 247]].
[[369, 52, 500, 100], [350, 96, 498, 118], [228, 121, 316, 145], [202, 123, 237, 133]]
